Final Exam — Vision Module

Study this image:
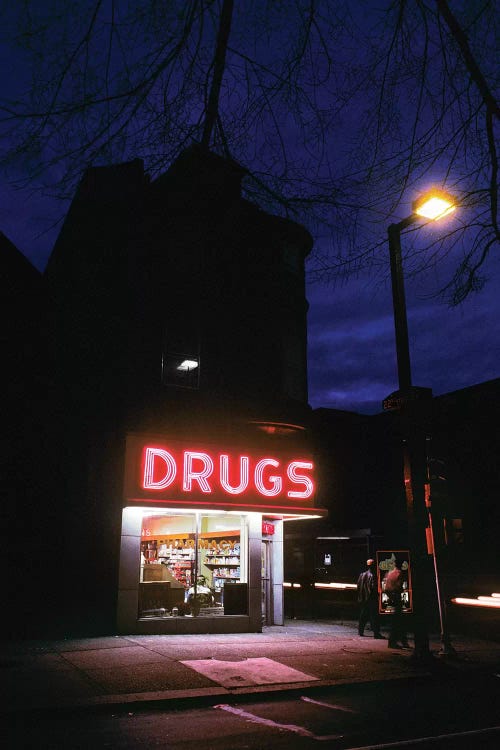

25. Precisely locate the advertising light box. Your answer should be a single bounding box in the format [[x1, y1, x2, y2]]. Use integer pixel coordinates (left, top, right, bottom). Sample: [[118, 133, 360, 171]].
[[376, 550, 413, 615]]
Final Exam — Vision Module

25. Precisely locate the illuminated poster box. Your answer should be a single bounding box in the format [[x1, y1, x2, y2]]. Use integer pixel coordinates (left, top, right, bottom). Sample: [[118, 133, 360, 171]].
[[376, 549, 413, 615]]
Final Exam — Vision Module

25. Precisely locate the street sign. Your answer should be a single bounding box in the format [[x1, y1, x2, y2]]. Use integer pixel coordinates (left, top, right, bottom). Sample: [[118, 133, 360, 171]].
[[382, 386, 432, 411]]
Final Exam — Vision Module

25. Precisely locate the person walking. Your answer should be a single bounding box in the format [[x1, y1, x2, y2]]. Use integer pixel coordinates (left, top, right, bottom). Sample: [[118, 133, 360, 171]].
[[383, 559, 410, 649], [357, 559, 384, 638]]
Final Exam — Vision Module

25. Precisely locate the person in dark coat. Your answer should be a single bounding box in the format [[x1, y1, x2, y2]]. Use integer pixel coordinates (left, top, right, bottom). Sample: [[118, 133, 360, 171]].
[[357, 559, 384, 638]]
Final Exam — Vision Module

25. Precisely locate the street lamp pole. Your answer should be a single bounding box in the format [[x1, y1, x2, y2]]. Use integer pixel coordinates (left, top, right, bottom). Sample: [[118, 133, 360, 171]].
[[385, 190, 457, 662], [425, 438, 457, 656], [388, 216, 415, 393]]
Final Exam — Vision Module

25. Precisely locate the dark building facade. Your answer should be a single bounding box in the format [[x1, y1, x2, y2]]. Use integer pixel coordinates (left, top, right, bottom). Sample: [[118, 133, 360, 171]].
[[428, 380, 500, 588], [283, 379, 500, 623], [41, 146, 326, 636], [2, 232, 60, 636]]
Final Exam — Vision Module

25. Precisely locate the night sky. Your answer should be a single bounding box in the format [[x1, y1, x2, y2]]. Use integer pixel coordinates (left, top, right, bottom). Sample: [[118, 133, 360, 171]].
[[1, 3, 499, 415], [307, 258, 500, 414]]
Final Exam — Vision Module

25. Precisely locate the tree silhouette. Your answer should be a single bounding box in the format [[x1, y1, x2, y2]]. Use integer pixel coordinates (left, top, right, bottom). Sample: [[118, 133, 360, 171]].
[[1, 0, 498, 302]]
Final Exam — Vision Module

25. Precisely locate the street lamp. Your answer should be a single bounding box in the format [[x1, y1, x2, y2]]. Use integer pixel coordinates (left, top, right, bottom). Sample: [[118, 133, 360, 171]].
[[387, 189, 456, 396], [413, 190, 457, 221], [385, 188, 457, 661]]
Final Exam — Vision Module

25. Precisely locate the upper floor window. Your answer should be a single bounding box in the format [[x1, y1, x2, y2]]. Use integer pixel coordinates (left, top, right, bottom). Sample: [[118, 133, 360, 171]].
[[161, 325, 200, 389]]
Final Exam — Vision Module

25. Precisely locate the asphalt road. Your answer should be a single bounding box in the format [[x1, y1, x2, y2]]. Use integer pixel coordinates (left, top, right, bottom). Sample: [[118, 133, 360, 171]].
[[3, 672, 500, 749]]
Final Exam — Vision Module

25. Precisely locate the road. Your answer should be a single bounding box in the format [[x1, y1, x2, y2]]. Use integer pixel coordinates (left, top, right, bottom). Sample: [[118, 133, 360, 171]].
[[3, 672, 500, 749]]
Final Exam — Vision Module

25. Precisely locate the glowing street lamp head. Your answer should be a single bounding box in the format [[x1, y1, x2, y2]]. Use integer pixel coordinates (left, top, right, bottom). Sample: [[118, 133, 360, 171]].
[[412, 189, 457, 221]]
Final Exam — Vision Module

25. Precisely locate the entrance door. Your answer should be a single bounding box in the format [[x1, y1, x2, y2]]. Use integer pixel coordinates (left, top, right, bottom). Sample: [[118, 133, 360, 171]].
[[261, 540, 272, 625]]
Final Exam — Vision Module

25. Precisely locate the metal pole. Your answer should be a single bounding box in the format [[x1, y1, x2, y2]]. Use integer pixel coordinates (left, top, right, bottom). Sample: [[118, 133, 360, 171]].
[[402, 433, 431, 660], [426, 506, 455, 654], [388, 220, 414, 393], [193, 512, 200, 615], [425, 439, 456, 656], [388, 216, 433, 661]]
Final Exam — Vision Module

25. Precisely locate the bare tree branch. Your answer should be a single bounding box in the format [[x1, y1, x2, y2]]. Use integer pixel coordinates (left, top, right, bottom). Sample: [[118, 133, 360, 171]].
[[202, 0, 234, 148], [436, 0, 499, 118], [0, 0, 497, 304]]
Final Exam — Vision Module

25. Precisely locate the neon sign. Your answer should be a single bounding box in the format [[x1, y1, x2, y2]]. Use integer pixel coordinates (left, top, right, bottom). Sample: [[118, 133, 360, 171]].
[[142, 447, 314, 500]]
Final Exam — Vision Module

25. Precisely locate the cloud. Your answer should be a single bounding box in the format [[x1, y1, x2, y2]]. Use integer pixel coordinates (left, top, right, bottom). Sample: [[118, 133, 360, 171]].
[[306, 263, 500, 414]]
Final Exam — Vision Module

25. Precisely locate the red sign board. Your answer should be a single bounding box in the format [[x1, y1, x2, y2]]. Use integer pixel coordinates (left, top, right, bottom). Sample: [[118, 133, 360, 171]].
[[124, 434, 318, 513], [262, 521, 275, 535]]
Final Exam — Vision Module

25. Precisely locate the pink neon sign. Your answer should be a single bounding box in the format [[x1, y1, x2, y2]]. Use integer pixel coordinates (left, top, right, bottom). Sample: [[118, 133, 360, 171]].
[[142, 447, 314, 500]]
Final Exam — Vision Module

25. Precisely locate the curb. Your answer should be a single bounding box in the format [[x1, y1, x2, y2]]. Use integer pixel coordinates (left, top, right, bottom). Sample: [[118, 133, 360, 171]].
[[2, 669, 464, 719]]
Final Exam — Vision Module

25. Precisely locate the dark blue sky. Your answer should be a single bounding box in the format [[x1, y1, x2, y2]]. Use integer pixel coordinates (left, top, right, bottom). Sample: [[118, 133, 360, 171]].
[[307, 260, 500, 413], [1, 3, 498, 414]]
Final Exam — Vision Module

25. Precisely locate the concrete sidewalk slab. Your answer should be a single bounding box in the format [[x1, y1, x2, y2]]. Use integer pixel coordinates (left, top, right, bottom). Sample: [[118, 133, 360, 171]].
[[181, 657, 318, 687], [82, 660, 216, 695], [60, 645, 167, 669], [2, 620, 500, 716]]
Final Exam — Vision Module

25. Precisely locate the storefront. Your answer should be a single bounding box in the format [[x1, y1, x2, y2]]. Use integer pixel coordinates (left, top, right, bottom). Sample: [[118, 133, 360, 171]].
[[117, 432, 326, 634]]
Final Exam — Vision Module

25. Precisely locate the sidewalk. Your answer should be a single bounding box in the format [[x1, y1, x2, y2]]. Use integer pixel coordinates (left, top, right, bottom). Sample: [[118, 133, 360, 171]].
[[2, 619, 500, 715]]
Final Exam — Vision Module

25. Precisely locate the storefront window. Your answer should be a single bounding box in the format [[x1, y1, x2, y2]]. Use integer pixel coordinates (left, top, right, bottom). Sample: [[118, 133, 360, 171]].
[[138, 512, 247, 618]]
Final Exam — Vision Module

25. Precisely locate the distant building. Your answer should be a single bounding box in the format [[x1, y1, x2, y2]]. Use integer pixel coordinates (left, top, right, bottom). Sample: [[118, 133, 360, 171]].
[[429, 379, 500, 585], [285, 378, 500, 619]]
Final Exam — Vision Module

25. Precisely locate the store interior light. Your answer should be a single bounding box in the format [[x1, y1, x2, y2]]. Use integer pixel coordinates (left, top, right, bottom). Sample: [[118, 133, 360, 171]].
[[283, 514, 324, 521], [412, 190, 457, 221], [177, 359, 199, 371], [316, 536, 350, 540]]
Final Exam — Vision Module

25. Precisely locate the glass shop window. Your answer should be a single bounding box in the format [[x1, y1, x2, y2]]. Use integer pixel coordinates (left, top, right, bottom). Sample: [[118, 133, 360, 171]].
[[138, 512, 247, 619]]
